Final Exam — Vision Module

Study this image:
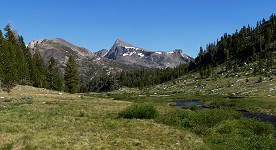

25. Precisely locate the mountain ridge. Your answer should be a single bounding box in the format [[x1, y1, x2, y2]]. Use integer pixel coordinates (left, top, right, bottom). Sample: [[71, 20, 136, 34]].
[[102, 39, 193, 68]]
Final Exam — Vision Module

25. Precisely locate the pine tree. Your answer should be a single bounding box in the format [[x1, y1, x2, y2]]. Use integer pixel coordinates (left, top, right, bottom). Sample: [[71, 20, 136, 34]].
[[0, 25, 20, 92], [48, 57, 63, 91], [64, 56, 79, 93], [206, 65, 212, 77], [32, 50, 48, 88], [4, 24, 18, 83], [2, 42, 16, 92], [0, 30, 4, 78], [199, 67, 204, 78], [21, 37, 34, 85], [17, 35, 30, 84]]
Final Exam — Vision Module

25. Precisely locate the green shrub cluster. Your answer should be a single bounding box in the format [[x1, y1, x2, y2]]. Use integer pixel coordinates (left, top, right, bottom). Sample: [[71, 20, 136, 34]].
[[156, 108, 276, 149], [157, 108, 241, 129], [181, 105, 201, 111], [118, 104, 159, 119]]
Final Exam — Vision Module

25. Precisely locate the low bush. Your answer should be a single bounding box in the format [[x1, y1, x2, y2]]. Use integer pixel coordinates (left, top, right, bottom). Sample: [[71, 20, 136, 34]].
[[118, 104, 159, 119], [238, 118, 275, 135], [157, 108, 241, 129], [156, 108, 276, 149]]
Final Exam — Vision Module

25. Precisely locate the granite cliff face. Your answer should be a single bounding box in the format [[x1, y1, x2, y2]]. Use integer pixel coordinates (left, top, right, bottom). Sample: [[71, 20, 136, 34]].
[[102, 39, 193, 68]]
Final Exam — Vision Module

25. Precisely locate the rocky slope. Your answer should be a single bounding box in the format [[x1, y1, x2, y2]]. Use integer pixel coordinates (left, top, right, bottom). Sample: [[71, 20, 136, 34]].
[[102, 39, 193, 68], [28, 38, 130, 82], [94, 49, 109, 57]]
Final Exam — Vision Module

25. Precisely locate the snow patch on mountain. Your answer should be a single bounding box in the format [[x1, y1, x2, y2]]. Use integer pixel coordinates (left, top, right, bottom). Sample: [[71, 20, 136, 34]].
[[138, 53, 144, 57], [155, 52, 162, 54], [124, 46, 139, 50]]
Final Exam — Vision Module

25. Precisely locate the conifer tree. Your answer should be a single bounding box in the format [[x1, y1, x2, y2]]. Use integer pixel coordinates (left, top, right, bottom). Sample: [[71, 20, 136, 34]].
[[4, 24, 18, 83], [2, 42, 16, 92], [64, 56, 79, 93], [0, 30, 4, 78], [207, 65, 212, 77], [48, 57, 63, 91], [32, 50, 48, 88], [20, 36, 34, 85]]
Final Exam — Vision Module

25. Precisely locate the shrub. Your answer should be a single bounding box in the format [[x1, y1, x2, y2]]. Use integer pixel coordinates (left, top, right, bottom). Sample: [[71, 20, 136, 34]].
[[238, 118, 275, 135], [157, 108, 241, 130], [155, 109, 187, 127], [118, 104, 159, 119], [258, 76, 262, 83]]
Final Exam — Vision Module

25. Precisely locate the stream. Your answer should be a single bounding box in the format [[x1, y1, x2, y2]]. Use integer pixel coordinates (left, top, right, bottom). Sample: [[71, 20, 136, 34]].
[[175, 100, 276, 128]]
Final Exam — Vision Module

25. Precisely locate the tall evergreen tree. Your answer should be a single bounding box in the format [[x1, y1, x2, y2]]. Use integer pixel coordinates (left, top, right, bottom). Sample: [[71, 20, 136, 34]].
[[0, 30, 4, 78], [19, 36, 34, 84], [32, 50, 48, 88], [48, 57, 63, 91], [4, 24, 18, 83], [64, 56, 79, 93]]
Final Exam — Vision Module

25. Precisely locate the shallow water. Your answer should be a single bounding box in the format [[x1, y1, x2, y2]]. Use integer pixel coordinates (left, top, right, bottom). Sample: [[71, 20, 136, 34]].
[[175, 100, 276, 128], [239, 110, 276, 128], [175, 100, 203, 107]]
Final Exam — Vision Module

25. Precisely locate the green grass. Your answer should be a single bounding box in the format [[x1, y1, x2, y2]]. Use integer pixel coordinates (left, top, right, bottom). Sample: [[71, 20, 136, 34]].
[[118, 104, 159, 119], [156, 108, 276, 150], [1, 82, 276, 149], [0, 85, 202, 149]]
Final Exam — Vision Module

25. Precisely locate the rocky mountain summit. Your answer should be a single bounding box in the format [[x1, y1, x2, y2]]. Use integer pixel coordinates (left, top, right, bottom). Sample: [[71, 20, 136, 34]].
[[94, 49, 109, 57], [102, 39, 193, 68]]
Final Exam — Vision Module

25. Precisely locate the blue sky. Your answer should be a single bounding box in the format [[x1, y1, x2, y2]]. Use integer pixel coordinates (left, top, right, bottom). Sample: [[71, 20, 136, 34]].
[[1, 0, 276, 57]]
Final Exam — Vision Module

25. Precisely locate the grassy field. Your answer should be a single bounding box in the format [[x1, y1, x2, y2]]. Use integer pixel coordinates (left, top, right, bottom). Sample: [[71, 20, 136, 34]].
[[1, 83, 275, 149], [0, 85, 202, 149]]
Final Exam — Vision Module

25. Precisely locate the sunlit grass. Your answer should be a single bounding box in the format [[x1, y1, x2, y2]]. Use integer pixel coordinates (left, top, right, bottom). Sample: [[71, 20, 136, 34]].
[[0, 85, 202, 149]]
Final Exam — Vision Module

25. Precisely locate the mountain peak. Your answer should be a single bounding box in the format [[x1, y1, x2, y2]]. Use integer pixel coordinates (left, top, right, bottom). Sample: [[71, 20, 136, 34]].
[[102, 39, 193, 68], [115, 39, 134, 47]]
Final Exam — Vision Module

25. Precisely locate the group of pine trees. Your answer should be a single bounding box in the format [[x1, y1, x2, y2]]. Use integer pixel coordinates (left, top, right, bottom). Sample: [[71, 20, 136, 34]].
[[88, 63, 188, 92], [191, 14, 276, 73], [0, 24, 79, 93]]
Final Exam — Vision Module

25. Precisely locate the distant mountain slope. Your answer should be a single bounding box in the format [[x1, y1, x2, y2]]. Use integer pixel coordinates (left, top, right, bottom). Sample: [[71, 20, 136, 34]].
[[101, 39, 193, 68], [94, 49, 109, 57], [28, 38, 132, 82]]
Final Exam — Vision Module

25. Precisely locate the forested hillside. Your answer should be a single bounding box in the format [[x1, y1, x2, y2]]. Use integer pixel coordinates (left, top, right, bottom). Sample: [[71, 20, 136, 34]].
[[190, 14, 276, 74]]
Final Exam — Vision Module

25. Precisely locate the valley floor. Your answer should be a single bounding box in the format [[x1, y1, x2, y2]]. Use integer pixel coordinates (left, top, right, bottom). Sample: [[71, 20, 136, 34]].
[[0, 85, 202, 149]]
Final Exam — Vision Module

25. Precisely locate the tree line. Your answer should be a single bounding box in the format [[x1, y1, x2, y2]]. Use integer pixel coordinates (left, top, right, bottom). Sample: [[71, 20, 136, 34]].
[[0, 24, 79, 93], [88, 63, 189, 92]]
